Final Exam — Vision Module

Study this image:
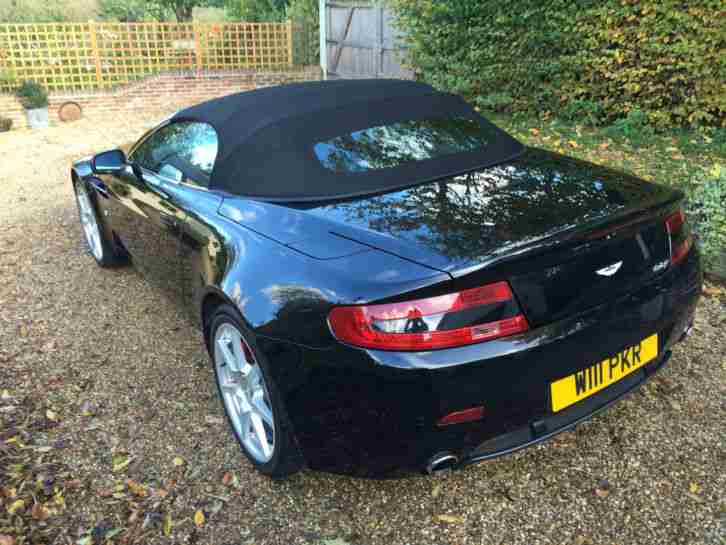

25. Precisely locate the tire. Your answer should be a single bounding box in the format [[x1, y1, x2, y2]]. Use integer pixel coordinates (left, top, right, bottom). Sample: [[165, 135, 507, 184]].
[[73, 179, 122, 268], [209, 304, 304, 478]]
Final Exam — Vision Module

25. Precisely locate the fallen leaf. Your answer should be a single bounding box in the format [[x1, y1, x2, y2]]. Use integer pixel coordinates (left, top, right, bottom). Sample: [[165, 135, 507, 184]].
[[163, 512, 172, 536], [31, 503, 50, 521], [222, 471, 236, 486], [7, 499, 25, 515], [105, 528, 124, 540], [0, 535, 17, 545], [194, 509, 205, 528], [65, 479, 82, 489], [128, 510, 140, 524], [436, 514, 464, 524], [703, 284, 724, 297], [568, 139, 579, 148], [432, 484, 441, 498], [97, 488, 113, 497], [172, 457, 184, 467], [127, 479, 147, 498], [81, 401, 94, 417], [529, 128, 540, 136], [45, 409, 57, 421], [112, 454, 131, 472], [53, 490, 65, 508], [594, 487, 610, 498], [689, 482, 702, 494]]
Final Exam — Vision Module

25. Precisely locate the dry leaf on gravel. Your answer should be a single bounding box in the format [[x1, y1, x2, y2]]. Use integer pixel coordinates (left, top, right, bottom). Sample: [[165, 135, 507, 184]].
[[127, 479, 147, 498], [112, 453, 130, 472], [703, 284, 724, 297], [594, 479, 611, 498], [0, 535, 17, 545], [31, 503, 50, 521], [436, 514, 464, 524], [163, 512, 172, 536], [6, 499, 25, 515], [194, 509, 205, 527]]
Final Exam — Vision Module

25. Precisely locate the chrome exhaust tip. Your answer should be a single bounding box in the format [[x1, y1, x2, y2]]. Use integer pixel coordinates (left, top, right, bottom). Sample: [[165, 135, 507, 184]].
[[678, 322, 694, 343], [425, 452, 459, 475]]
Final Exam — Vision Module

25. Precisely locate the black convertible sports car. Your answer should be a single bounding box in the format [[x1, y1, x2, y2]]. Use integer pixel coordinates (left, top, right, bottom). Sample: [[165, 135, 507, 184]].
[[72, 79, 701, 477]]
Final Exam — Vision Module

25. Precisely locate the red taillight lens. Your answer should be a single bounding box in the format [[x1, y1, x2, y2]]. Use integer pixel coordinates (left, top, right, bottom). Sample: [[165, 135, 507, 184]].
[[328, 281, 529, 351], [665, 209, 692, 266]]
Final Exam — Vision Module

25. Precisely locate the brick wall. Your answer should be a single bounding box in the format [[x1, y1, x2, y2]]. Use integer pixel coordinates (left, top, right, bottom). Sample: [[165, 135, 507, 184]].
[[0, 67, 321, 130]]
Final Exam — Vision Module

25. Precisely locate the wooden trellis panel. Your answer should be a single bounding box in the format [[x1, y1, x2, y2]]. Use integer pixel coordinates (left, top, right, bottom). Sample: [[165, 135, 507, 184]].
[[0, 21, 294, 92]]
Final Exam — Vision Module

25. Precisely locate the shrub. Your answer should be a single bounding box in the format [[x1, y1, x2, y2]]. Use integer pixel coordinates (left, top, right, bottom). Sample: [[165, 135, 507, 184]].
[[0, 70, 17, 90], [686, 167, 726, 275], [602, 109, 656, 148], [286, 0, 319, 66], [0, 116, 12, 132], [560, 99, 606, 127], [476, 92, 514, 113], [15, 81, 48, 110], [391, 0, 726, 129]]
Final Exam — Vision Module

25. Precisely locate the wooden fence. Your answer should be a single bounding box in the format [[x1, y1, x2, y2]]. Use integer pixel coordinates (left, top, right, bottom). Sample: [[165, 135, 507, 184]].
[[0, 21, 294, 92], [322, 1, 411, 79]]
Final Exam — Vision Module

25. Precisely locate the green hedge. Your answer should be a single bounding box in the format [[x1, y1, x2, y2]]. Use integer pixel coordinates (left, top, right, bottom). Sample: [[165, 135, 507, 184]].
[[391, 0, 726, 128]]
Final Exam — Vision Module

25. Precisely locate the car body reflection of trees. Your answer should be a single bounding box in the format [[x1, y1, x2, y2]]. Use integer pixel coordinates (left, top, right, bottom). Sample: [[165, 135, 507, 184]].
[[316, 149, 658, 264]]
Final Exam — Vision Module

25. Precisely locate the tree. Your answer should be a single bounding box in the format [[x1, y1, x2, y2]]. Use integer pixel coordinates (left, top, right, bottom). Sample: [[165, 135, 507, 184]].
[[154, 0, 199, 21], [98, 0, 168, 21], [226, 0, 289, 22]]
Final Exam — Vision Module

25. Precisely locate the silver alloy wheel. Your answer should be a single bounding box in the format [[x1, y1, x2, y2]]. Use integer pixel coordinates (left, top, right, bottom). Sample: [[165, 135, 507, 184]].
[[214, 323, 275, 463], [76, 184, 103, 261]]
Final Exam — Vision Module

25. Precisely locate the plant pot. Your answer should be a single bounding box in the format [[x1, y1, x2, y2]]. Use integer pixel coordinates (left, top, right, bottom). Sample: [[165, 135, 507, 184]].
[[25, 107, 49, 129]]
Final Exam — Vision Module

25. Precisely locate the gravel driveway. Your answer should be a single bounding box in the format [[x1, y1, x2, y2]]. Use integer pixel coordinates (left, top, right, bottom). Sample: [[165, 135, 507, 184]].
[[1, 117, 724, 545]]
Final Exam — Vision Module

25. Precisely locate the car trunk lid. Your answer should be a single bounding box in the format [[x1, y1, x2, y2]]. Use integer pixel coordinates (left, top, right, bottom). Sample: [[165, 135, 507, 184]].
[[301, 147, 681, 325]]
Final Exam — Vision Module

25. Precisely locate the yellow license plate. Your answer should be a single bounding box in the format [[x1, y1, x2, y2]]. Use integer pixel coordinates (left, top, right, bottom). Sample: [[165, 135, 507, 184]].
[[550, 334, 658, 413]]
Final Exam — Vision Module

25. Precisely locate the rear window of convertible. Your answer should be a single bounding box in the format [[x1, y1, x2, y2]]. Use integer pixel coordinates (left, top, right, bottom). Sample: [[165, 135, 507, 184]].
[[313, 116, 496, 173]]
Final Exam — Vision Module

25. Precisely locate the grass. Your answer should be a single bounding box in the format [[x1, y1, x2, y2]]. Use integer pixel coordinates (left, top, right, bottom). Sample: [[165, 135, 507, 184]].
[[486, 112, 725, 195]]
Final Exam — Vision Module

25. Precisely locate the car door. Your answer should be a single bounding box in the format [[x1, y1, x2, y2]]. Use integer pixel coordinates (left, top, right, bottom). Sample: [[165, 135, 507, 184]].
[[106, 121, 219, 303]]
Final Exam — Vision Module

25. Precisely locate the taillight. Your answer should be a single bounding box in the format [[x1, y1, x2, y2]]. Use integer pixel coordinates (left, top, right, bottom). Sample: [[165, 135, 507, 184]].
[[328, 281, 529, 351], [665, 209, 692, 266]]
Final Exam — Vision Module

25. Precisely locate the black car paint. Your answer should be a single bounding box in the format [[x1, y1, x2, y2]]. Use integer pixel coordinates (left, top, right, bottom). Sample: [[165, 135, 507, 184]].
[[72, 145, 701, 476]]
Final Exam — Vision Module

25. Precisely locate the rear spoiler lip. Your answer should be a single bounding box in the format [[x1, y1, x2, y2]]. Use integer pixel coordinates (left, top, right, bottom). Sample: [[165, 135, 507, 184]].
[[446, 192, 684, 279]]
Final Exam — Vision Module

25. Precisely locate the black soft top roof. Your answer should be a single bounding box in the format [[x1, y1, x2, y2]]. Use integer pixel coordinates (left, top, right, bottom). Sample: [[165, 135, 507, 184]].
[[172, 79, 524, 202]]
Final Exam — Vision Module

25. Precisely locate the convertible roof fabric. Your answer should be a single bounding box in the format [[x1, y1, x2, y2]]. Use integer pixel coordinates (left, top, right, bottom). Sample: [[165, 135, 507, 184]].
[[172, 79, 524, 202]]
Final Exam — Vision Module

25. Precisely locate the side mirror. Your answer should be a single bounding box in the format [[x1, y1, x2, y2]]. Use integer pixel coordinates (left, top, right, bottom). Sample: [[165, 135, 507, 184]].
[[91, 149, 127, 174]]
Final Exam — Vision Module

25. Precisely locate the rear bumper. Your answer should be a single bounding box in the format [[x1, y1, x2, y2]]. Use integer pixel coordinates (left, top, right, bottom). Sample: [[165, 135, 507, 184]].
[[280, 249, 701, 476], [461, 349, 673, 468]]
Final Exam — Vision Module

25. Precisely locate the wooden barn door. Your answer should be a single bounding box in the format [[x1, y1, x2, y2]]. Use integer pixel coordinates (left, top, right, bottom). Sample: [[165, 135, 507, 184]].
[[323, 1, 412, 79]]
